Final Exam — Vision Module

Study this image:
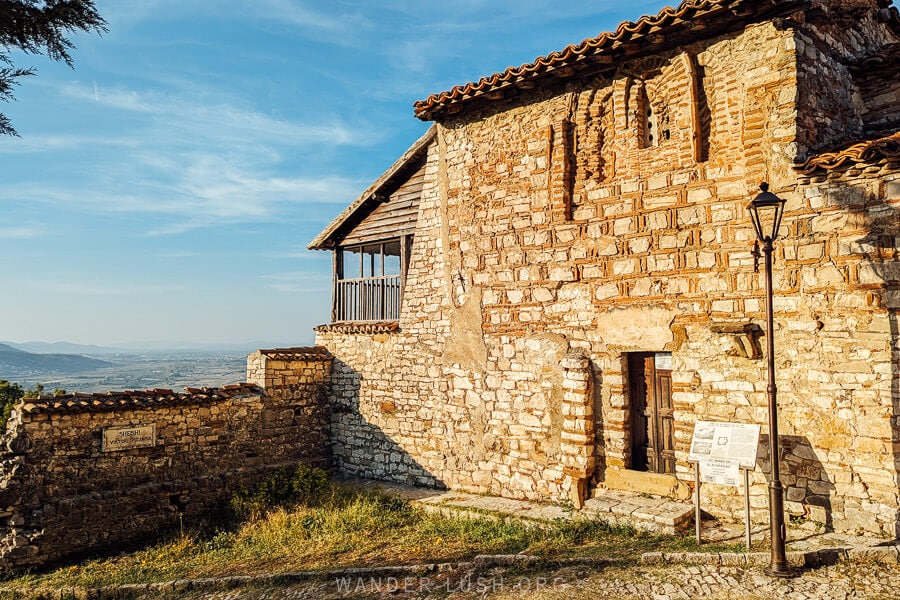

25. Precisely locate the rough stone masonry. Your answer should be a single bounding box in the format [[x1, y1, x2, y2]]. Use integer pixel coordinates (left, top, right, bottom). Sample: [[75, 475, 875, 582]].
[[313, 0, 900, 537], [1, 0, 898, 574], [0, 348, 332, 570]]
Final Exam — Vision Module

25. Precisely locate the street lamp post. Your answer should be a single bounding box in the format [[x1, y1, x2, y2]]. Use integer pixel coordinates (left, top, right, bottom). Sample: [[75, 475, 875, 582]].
[[747, 182, 792, 578]]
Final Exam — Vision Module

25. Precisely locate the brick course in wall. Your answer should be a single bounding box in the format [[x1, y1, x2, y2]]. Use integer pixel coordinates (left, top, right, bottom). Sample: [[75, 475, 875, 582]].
[[4, 2, 897, 573], [314, 0, 900, 537]]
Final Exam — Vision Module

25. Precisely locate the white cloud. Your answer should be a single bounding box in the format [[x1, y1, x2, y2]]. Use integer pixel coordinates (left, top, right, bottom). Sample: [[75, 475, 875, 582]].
[[251, 0, 372, 35], [6, 164, 366, 236], [23, 281, 184, 296], [62, 84, 368, 147], [261, 270, 330, 293], [99, 0, 372, 38], [259, 249, 327, 260], [0, 227, 44, 240], [0, 134, 136, 154], [7, 81, 375, 235]]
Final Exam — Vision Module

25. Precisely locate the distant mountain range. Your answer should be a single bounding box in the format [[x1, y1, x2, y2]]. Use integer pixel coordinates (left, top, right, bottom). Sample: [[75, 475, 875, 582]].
[[1, 340, 123, 355], [0, 343, 113, 375], [1, 340, 308, 355]]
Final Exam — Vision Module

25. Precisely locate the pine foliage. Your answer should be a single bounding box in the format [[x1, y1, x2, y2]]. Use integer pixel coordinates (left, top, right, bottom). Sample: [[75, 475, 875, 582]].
[[0, 0, 106, 136]]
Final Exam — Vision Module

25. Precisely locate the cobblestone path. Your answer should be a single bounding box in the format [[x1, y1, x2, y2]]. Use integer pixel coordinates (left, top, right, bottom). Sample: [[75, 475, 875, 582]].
[[175, 560, 900, 600]]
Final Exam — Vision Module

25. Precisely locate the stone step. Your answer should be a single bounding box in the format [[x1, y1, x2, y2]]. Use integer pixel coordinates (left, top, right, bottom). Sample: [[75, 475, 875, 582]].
[[583, 490, 694, 535], [349, 478, 694, 535]]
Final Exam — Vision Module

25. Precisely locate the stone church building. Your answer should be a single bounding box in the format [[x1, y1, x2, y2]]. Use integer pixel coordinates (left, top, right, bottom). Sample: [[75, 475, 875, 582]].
[[310, 0, 900, 536]]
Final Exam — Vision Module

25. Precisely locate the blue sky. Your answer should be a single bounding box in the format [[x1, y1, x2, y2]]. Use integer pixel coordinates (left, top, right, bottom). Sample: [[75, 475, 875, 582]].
[[1, 0, 877, 348]]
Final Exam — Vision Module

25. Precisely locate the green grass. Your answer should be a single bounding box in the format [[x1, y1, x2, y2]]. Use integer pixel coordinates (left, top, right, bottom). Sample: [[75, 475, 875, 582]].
[[0, 480, 740, 594]]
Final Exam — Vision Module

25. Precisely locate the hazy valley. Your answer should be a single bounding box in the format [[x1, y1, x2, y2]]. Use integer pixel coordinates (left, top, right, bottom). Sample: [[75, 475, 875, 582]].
[[0, 342, 251, 394]]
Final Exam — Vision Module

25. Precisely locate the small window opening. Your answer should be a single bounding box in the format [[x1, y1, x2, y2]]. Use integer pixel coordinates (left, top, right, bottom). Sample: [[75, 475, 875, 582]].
[[696, 63, 711, 162], [645, 106, 655, 147], [640, 84, 670, 149]]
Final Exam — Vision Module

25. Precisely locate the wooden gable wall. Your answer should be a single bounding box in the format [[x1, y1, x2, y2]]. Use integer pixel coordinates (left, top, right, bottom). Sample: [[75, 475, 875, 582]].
[[340, 162, 425, 247]]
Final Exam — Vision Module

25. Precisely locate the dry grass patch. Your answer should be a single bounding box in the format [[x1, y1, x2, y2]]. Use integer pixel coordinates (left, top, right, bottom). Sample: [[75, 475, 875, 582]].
[[0, 471, 737, 594]]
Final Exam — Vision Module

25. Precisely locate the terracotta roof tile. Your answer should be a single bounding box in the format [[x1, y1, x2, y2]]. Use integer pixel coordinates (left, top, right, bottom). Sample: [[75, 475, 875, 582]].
[[850, 42, 900, 77], [258, 346, 334, 361], [19, 383, 262, 415], [793, 131, 900, 175], [314, 321, 399, 335], [414, 0, 807, 120]]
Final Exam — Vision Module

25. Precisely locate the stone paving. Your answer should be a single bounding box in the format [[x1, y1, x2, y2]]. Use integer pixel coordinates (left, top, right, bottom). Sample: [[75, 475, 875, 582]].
[[354, 478, 891, 552], [131, 558, 900, 599], [489, 561, 900, 600], [16, 537, 900, 599], [354, 479, 694, 534]]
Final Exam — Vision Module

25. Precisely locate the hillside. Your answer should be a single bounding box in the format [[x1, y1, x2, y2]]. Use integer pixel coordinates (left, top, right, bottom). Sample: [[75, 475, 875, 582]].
[[0, 343, 113, 375], [1, 341, 121, 355]]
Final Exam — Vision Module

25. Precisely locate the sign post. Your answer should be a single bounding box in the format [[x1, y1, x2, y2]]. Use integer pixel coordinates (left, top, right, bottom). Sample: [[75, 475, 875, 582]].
[[688, 421, 760, 548], [744, 468, 752, 550], [694, 462, 701, 544]]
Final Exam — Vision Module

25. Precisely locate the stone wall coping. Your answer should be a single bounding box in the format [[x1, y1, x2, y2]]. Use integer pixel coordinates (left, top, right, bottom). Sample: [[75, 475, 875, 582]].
[[314, 321, 400, 334], [18, 383, 263, 416], [257, 346, 334, 361]]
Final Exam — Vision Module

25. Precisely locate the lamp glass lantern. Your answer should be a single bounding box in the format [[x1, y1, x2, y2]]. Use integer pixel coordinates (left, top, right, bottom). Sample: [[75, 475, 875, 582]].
[[747, 182, 787, 243]]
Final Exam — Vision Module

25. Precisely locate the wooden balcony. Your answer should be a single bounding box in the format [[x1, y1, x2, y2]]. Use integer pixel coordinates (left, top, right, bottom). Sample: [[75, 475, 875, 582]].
[[334, 275, 402, 322]]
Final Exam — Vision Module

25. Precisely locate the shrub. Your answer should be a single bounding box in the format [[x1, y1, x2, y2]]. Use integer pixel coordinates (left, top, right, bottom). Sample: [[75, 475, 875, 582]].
[[292, 462, 329, 501], [0, 380, 24, 433], [230, 463, 330, 521]]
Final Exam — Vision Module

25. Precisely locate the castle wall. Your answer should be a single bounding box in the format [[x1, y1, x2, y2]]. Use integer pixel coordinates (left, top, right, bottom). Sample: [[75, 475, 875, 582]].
[[0, 350, 331, 570], [317, 19, 900, 536]]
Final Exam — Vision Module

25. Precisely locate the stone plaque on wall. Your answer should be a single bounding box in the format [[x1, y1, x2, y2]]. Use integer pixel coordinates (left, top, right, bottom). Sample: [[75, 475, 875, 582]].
[[102, 425, 156, 452]]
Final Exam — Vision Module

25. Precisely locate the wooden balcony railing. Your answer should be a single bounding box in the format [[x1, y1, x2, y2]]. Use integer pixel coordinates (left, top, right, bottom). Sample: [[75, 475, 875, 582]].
[[334, 275, 402, 322]]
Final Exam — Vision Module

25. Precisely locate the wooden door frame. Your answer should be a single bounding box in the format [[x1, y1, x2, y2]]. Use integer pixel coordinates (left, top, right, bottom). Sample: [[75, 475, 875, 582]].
[[627, 352, 675, 475]]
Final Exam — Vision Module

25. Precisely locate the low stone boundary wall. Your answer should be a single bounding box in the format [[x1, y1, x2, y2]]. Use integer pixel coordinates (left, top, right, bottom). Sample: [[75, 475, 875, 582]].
[[3, 555, 608, 599], [0, 347, 333, 571], [641, 544, 900, 567]]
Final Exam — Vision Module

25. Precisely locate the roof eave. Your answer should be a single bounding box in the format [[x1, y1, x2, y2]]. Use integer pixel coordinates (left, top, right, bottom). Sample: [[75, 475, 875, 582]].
[[308, 126, 436, 251], [793, 130, 900, 175], [414, 0, 809, 122]]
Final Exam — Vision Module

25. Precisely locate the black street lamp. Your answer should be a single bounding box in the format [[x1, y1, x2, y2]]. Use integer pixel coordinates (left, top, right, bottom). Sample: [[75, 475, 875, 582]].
[[747, 182, 792, 578]]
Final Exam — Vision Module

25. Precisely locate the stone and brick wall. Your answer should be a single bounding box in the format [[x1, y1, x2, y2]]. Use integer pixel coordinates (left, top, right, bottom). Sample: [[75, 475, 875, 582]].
[[794, 1, 897, 153], [0, 348, 332, 570], [316, 9, 900, 537]]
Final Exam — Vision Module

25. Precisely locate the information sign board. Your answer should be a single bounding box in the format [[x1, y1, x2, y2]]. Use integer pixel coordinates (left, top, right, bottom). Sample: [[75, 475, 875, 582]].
[[698, 457, 741, 486], [689, 422, 759, 544], [102, 425, 156, 452], [688, 421, 760, 469]]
